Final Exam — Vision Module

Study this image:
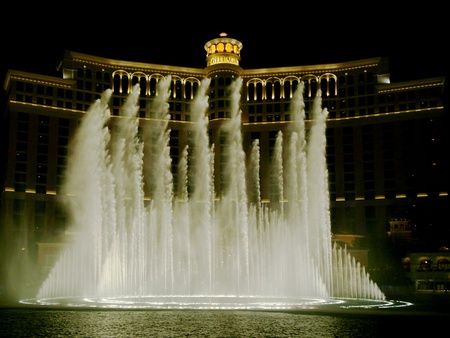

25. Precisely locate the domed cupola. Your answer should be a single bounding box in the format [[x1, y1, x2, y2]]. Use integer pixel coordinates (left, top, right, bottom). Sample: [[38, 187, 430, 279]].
[[204, 32, 243, 76]]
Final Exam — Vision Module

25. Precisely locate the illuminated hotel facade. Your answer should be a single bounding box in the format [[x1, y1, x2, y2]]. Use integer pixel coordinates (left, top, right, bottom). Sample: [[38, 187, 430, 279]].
[[1, 33, 448, 264]]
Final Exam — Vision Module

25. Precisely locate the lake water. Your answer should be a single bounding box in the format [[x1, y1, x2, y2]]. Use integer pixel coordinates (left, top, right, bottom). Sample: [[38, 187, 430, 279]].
[[1, 294, 447, 337]]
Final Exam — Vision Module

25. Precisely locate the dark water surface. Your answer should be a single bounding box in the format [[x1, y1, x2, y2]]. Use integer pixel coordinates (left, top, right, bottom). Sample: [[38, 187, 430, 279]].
[[0, 308, 408, 337], [1, 295, 447, 337]]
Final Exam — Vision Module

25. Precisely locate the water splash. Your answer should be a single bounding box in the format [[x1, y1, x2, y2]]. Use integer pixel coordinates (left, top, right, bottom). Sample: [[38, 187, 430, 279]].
[[34, 77, 385, 308]]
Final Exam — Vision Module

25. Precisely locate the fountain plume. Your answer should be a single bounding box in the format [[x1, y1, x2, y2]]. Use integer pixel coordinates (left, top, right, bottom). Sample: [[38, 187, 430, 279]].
[[35, 76, 385, 308]]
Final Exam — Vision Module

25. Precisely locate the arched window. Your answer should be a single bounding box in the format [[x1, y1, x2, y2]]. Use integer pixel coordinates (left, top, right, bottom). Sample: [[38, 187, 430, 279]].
[[113, 74, 121, 94], [139, 77, 146, 96], [255, 82, 263, 101], [437, 258, 450, 271], [319, 73, 337, 97], [149, 78, 157, 96], [248, 83, 255, 101], [266, 82, 273, 100], [273, 82, 280, 100], [419, 259, 432, 271], [283, 76, 300, 99], [302, 74, 319, 98], [192, 82, 199, 98], [266, 77, 281, 100], [121, 75, 129, 94], [247, 79, 263, 101], [185, 82, 192, 100]]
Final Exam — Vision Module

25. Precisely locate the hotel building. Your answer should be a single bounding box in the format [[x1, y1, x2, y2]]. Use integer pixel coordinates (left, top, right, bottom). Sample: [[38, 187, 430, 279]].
[[1, 34, 448, 288]]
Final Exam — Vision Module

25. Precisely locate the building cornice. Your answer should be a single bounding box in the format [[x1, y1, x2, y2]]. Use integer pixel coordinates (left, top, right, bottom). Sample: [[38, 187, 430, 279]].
[[64, 51, 206, 77], [3, 70, 75, 91], [240, 57, 386, 78], [377, 77, 445, 93], [62, 51, 391, 80]]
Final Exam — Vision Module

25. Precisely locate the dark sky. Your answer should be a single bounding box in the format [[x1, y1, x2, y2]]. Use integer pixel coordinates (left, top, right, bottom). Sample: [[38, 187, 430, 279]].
[[1, 7, 448, 87]]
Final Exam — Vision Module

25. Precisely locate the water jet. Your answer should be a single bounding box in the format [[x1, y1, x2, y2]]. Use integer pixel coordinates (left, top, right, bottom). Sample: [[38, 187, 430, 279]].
[[25, 75, 386, 310]]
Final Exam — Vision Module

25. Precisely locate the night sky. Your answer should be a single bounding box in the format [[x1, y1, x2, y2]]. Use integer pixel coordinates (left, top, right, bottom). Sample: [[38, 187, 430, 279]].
[[1, 7, 448, 86]]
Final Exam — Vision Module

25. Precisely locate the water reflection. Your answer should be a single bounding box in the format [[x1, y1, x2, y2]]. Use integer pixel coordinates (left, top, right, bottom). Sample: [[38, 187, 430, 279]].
[[0, 309, 428, 337]]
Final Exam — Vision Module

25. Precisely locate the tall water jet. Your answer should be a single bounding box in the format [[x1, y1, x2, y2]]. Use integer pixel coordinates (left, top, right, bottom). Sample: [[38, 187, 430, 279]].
[[32, 76, 385, 309]]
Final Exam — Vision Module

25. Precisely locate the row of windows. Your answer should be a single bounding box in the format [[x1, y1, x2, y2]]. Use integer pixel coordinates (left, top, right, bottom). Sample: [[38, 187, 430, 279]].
[[9, 69, 446, 200], [13, 115, 69, 194], [16, 114, 442, 164], [247, 95, 438, 119], [6, 196, 380, 237], [84, 68, 378, 99], [13, 77, 442, 125], [10, 181, 443, 202], [15, 70, 442, 103], [247, 78, 376, 101], [416, 281, 450, 292]]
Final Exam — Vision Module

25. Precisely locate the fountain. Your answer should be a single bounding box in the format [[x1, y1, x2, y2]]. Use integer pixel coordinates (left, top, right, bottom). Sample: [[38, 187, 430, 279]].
[[23, 76, 389, 310]]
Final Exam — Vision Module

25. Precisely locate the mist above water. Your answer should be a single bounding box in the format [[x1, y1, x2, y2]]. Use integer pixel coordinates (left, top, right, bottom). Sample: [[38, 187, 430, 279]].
[[35, 77, 384, 308]]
